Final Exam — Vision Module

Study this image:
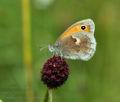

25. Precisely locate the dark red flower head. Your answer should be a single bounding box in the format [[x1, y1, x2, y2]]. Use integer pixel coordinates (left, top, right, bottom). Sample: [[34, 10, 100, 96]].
[[41, 55, 69, 89]]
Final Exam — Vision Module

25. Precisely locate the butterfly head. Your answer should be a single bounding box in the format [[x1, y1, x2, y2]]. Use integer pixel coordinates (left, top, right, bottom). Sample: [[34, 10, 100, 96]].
[[48, 44, 63, 56]]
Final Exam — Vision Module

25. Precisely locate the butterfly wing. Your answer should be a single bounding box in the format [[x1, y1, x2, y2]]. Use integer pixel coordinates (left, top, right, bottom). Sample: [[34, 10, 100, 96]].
[[59, 19, 95, 40], [67, 32, 96, 60], [51, 19, 96, 61]]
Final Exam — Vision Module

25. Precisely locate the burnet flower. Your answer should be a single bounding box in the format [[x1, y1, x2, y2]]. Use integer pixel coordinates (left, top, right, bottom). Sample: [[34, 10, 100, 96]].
[[41, 55, 69, 89]]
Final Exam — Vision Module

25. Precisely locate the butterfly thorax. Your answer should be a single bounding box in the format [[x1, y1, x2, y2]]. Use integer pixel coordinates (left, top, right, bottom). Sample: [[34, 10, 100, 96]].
[[48, 43, 63, 57]]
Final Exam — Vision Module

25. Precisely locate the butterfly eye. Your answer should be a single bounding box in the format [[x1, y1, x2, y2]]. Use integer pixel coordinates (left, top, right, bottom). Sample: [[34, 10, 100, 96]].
[[81, 26, 86, 30]]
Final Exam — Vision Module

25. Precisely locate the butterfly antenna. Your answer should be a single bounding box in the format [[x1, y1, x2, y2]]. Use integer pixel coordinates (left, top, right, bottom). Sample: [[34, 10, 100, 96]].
[[40, 45, 48, 51]]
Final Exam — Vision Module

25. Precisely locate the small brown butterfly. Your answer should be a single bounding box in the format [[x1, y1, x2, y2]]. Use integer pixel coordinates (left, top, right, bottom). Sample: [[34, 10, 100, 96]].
[[49, 19, 97, 61]]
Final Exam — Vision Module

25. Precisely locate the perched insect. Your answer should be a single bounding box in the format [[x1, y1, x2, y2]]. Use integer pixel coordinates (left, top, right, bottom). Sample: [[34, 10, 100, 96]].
[[48, 19, 97, 61]]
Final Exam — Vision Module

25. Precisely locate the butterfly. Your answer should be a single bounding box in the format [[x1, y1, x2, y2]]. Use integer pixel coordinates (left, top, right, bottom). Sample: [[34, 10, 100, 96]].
[[48, 19, 97, 61]]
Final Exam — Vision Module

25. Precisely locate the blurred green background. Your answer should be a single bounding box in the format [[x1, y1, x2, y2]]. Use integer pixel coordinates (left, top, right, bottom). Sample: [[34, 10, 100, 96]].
[[0, 0, 120, 102]]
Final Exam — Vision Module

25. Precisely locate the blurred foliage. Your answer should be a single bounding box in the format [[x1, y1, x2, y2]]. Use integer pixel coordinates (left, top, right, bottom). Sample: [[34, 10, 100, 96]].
[[0, 0, 120, 102]]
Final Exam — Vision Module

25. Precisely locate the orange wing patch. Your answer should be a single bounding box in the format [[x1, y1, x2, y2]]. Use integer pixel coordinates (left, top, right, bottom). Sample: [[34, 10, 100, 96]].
[[59, 24, 90, 40], [60, 24, 81, 40], [64, 25, 81, 35]]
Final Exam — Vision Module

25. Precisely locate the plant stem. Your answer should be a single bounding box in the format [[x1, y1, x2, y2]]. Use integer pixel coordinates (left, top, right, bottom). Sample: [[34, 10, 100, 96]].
[[43, 89, 53, 102], [22, 0, 34, 102], [48, 89, 53, 102]]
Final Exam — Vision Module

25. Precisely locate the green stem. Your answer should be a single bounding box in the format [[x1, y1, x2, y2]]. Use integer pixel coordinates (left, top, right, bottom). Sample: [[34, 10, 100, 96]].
[[22, 0, 34, 102], [43, 89, 53, 102], [48, 89, 53, 102]]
